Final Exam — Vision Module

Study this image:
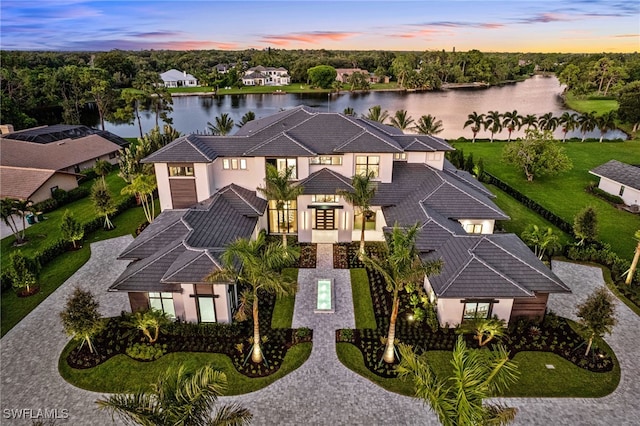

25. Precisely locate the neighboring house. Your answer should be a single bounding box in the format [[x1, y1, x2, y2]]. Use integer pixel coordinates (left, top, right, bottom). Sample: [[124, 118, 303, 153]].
[[0, 124, 126, 202], [589, 160, 640, 207], [160, 69, 199, 88], [112, 106, 569, 326], [335, 68, 389, 84], [242, 66, 290, 86]]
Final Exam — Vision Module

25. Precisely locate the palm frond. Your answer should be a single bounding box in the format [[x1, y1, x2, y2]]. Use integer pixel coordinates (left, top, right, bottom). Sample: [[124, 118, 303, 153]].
[[209, 403, 254, 426]]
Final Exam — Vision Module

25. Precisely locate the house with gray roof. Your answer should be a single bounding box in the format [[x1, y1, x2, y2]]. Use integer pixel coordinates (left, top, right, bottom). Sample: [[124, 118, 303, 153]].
[[160, 69, 198, 88], [589, 159, 640, 207], [112, 106, 569, 326], [242, 66, 290, 86]]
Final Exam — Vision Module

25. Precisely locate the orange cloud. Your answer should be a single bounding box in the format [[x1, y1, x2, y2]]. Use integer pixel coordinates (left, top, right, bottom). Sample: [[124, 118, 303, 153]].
[[156, 40, 238, 50], [260, 31, 357, 46], [612, 33, 639, 38]]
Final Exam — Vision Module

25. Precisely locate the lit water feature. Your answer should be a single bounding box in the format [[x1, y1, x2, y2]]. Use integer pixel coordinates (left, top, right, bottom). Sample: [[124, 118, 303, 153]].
[[315, 279, 334, 313]]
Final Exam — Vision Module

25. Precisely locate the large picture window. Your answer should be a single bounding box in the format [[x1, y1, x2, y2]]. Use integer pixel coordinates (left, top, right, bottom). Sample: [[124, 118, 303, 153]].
[[168, 164, 194, 177], [311, 194, 339, 203], [464, 223, 483, 234], [268, 199, 297, 234], [354, 210, 376, 230], [267, 158, 297, 179], [463, 301, 492, 321], [355, 155, 380, 178], [148, 292, 176, 318], [195, 284, 217, 323], [309, 155, 343, 165]]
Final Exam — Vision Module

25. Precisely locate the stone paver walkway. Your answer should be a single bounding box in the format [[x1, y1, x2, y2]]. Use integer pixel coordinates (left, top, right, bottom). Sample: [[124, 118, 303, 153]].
[[1, 240, 639, 425]]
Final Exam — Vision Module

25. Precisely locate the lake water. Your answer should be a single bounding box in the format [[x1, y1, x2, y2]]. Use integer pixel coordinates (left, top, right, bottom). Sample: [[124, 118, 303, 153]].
[[104, 75, 627, 141]]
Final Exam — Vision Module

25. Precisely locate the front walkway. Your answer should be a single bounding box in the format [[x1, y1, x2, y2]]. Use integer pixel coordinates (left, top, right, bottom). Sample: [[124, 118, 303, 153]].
[[1, 240, 639, 425]]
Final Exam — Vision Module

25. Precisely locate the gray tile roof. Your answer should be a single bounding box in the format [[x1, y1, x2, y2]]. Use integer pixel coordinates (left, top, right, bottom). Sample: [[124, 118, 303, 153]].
[[296, 168, 354, 194], [442, 160, 494, 198], [590, 160, 640, 191], [142, 135, 217, 163], [118, 210, 189, 260]]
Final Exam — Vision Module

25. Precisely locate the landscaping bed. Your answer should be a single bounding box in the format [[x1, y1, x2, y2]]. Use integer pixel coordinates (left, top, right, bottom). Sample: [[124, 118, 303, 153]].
[[297, 243, 317, 268]]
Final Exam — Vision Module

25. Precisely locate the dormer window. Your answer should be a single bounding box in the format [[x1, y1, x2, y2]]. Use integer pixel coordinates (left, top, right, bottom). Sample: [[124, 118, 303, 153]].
[[464, 223, 483, 234], [168, 164, 194, 176], [309, 156, 343, 165], [393, 153, 407, 161]]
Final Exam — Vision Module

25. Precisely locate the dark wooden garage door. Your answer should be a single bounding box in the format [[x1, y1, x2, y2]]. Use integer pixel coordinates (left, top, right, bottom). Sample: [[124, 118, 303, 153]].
[[169, 179, 197, 208], [510, 293, 549, 322]]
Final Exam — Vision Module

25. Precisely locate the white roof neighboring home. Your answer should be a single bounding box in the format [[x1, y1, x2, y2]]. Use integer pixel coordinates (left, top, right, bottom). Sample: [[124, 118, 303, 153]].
[[160, 69, 197, 82]]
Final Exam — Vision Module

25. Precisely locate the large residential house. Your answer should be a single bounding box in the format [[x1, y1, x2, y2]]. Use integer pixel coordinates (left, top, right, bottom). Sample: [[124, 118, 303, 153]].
[[0, 125, 127, 202], [589, 160, 640, 208], [335, 68, 389, 84], [160, 69, 199, 88], [111, 106, 569, 326], [242, 66, 290, 86]]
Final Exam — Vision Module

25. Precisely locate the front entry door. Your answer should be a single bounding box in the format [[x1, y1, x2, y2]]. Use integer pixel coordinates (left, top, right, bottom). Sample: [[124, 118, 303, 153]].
[[315, 209, 335, 230]]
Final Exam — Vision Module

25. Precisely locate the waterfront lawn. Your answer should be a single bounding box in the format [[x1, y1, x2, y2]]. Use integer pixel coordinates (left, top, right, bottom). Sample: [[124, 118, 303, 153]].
[[169, 82, 402, 96], [452, 140, 640, 259], [564, 92, 619, 116]]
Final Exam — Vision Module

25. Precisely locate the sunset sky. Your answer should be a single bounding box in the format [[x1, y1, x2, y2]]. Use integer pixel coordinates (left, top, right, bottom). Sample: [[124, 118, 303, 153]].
[[1, 0, 638, 53]]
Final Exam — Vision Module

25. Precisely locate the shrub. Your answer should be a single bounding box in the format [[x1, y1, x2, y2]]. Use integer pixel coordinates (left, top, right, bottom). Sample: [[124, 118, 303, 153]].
[[588, 186, 624, 205], [338, 328, 354, 342], [125, 343, 167, 361]]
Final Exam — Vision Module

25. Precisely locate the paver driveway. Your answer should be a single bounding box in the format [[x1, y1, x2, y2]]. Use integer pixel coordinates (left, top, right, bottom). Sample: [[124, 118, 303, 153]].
[[1, 239, 638, 425]]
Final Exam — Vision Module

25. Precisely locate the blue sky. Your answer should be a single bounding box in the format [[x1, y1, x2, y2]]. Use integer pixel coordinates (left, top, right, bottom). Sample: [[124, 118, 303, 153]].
[[1, 0, 639, 52]]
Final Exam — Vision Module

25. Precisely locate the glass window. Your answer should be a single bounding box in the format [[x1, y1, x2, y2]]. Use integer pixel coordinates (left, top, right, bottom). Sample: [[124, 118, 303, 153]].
[[619, 186, 625, 196], [463, 302, 491, 320], [427, 152, 442, 161], [464, 223, 483, 234], [312, 194, 339, 203], [222, 158, 247, 170], [354, 210, 376, 230], [148, 292, 176, 318], [268, 199, 297, 234], [222, 159, 230, 169], [198, 298, 216, 323], [355, 155, 380, 178], [168, 164, 195, 177], [240, 159, 247, 170], [309, 156, 343, 165], [268, 158, 297, 179], [393, 153, 407, 161]]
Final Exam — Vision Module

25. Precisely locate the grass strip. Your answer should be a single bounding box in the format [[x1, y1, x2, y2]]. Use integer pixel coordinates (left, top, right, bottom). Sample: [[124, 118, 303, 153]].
[[350, 269, 376, 329]]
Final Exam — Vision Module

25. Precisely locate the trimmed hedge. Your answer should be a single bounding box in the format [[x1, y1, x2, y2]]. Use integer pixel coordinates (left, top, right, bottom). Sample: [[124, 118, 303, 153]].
[[32, 186, 91, 213], [587, 185, 624, 205]]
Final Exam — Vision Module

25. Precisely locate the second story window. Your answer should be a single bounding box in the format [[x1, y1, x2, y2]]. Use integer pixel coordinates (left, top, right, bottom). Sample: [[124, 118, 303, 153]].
[[222, 158, 247, 170], [393, 153, 407, 161], [267, 158, 297, 179], [168, 164, 194, 177], [355, 155, 380, 178], [309, 155, 343, 165], [427, 152, 442, 161], [312, 195, 339, 203], [464, 223, 483, 234]]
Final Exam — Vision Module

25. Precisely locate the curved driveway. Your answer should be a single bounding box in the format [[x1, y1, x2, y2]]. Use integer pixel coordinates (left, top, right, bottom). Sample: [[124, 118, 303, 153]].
[[0, 239, 638, 425]]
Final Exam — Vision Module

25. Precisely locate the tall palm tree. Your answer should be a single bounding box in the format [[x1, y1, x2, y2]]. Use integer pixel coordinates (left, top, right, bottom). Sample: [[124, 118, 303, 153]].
[[389, 109, 415, 130], [207, 233, 298, 364], [94, 159, 112, 184], [361, 224, 442, 364], [343, 107, 356, 116], [538, 112, 559, 134], [236, 111, 255, 128], [521, 114, 538, 131], [207, 113, 235, 135], [97, 364, 252, 426], [337, 171, 376, 258], [577, 111, 597, 142], [596, 110, 617, 143], [414, 114, 444, 135], [463, 112, 485, 143], [363, 105, 389, 123], [484, 111, 503, 142], [559, 112, 578, 142], [1, 198, 30, 244], [121, 174, 158, 223], [626, 230, 640, 285], [257, 164, 304, 248], [501, 110, 521, 142], [396, 338, 519, 426]]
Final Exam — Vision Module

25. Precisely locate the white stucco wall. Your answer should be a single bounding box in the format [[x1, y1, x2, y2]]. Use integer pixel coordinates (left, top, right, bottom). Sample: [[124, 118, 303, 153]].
[[30, 173, 78, 203], [458, 219, 496, 235], [435, 298, 515, 327], [179, 283, 232, 324], [181, 284, 198, 322], [598, 177, 640, 206], [154, 163, 173, 211], [194, 163, 213, 202]]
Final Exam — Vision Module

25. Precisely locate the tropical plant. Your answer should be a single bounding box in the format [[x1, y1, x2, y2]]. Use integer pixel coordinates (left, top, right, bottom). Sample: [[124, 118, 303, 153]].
[[125, 309, 170, 344], [576, 287, 617, 356], [484, 110, 502, 142], [206, 233, 298, 364], [0, 198, 27, 244], [96, 364, 252, 426], [363, 105, 389, 123], [463, 112, 485, 143], [414, 114, 444, 135], [521, 114, 538, 131], [626, 230, 640, 285], [573, 206, 598, 245], [121, 174, 157, 223], [501, 110, 521, 142], [559, 112, 578, 142], [257, 164, 304, 248], [207, 113, 235, 135], [457, 316, 507, 347], [343, 107, 356, 116], [521, 224, 561, 260], [396, 338, 519, 426], [502, 129, 572, 182], [361, 224, 442, 363], [596, 110, 617, 143], [8, 250, 38, 294], [60, 287, 104, 354], [94, 159, 112, 184], [389, 109, 415, 130], [577, 112, 598, 142], [337, 171, 376, 258], [91, 179, 116, 230], [236, 111, 256, 128], [538, 112, 559, 133], [60, 209, 84, 248]]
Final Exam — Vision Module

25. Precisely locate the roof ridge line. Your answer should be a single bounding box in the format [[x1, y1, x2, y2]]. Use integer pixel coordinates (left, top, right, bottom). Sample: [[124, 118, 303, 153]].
[[440, 177, 507, 218], [471, 251, 535, 296], [227, 185, 264, 215]]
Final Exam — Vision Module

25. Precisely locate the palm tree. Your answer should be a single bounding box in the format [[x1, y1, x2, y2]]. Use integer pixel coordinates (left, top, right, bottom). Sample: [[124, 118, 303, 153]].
[[521, 114, 538, 131], [97, 364, 252, 426], [207, 113, 235, 135], [361, 225, 442, 364], [596, 110, 617, 143], [538, 112, 559, 134], [207, 233, 298, 364], [396, 338, 519, 426], [390, 109, 415, 130], [363, 105, 389, 123], [559, 112, 578, 142], [337, 172, 376, 258], [463, 112, 485, 143], [124, 308, 170, 344], [521, 224, 561, 260], [457, 316, 507, 347], [343, 107, 356, 116], [501, 110, 521, 142], [257, 164, 304, 248], [577, 111, 597, 142], [121, 174, 158, 223], [0, 198, 30, 244], [484, 110, 503, 142], [414, 114, 444, 135], [94, 159, 112, 184], [626, 230, 640, 285], [236, 111, 255, 128], [91, 179, 116, 230]]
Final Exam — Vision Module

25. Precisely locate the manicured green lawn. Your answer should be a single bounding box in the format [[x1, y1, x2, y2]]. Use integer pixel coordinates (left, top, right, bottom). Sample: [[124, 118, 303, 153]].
[[59, 340, 312, 395], [1, 204, 151, 337], [452, 141, 640, 259], [271, 268, 298, 328], [350, 269, 376, 329], [564, 92, 619, 116], [169, 82, 402, 96]]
